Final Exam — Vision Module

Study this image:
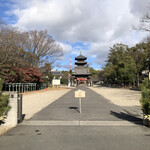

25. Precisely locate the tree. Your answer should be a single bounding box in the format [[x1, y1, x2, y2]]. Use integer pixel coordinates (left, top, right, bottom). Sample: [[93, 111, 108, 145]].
[[137, 14, 150, 32], [0, 24, 64, 84], [0, 65, 43, 83], [61, 71, 69, 85], [104, 43, 136, 86], [41, 63, 53, 86], [129, 42, 147, 86], [0, 25, 25, 66], [20, 30, 63, 66], [89, 67, 100, 80]]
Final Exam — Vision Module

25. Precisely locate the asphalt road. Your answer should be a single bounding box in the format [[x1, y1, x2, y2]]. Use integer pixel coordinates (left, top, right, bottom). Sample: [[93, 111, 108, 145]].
[[0, 86, 150, 150]]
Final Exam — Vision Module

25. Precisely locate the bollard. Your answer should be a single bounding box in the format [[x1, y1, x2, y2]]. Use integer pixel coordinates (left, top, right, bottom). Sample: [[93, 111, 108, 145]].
[[17, 94, 22, 123]]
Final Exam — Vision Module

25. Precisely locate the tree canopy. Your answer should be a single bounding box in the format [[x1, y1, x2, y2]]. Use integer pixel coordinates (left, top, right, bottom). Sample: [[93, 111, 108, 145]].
[[0, 23, 63, 83], [102, 41, 150, 87]]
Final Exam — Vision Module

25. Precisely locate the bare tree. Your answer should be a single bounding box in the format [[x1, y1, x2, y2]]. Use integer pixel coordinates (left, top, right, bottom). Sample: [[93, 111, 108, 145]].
[[0, 25, 25, 66], [138, 14, 150, 32], [20, 30, 63, 66], [0, 25, 63, 68]]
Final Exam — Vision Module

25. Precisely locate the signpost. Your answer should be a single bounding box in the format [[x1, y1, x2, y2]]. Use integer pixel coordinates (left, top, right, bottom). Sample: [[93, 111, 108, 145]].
[[75, 89, 85, 113]]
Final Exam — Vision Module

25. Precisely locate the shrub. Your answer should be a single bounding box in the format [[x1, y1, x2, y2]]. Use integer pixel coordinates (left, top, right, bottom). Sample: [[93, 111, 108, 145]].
[[0, 79, 10, 117], [140, 78, 150, 115]]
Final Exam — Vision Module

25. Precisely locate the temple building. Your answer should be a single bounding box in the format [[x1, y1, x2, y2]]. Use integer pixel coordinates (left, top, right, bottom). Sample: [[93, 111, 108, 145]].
[[72, 53, 91, 84]]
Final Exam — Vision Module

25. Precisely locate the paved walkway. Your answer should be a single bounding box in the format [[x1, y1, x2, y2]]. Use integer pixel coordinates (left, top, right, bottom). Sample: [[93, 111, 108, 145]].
[[21, 85, 143, 124], [0, 86, 150, 150]]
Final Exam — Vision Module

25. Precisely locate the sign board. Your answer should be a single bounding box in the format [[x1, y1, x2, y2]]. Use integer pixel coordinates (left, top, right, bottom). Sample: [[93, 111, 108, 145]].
[[52, 79, 60, 85], [75, 90, 85, 98]]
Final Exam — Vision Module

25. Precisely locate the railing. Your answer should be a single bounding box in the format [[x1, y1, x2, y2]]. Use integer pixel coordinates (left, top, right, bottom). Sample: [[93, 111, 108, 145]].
[[3, 83, 48, 93]]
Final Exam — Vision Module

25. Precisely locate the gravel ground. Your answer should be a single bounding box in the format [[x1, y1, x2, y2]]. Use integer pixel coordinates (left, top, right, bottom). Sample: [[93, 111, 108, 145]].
[[22, 88, 71, 120], [89, 86, 141, 107], [89, 86, 143, 118]]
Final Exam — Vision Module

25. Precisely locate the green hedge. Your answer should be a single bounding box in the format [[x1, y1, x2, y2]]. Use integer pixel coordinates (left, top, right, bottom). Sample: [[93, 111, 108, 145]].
[[0, 79, 10, 117], [140, 78, 150, 115]]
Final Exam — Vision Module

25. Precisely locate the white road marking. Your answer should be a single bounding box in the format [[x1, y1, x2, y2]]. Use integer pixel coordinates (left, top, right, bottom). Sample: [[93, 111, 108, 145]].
[[21, 120, 142, 126]]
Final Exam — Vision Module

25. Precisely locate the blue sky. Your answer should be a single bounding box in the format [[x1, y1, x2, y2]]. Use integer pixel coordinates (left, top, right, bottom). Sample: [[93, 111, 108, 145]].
[[0, 0, 150, 71]]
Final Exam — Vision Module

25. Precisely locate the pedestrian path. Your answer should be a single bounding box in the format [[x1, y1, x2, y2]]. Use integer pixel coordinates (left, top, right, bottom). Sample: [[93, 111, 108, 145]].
[[26, 86, 142, 125]]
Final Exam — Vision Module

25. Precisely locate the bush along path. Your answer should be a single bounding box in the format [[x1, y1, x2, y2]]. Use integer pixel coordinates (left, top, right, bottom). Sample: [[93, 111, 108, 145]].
[[140, 78, 150, 127], [0, 79, 10, 124]]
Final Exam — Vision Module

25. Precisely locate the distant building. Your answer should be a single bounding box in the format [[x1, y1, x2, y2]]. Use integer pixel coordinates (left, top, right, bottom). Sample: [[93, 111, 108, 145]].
[[52, 71, 62, 78], [52, 71, 62, 87], [72, 53, 91, 84]]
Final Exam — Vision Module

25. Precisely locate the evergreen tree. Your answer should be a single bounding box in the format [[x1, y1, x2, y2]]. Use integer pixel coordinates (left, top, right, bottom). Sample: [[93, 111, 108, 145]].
[[104, 43, 136, 86], [140, 78, 150, 115], [129, 42, 147, 86]]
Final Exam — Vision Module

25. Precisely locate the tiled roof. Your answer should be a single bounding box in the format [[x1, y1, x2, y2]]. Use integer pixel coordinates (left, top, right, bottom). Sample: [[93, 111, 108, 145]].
[[75, 54, 87, 60]]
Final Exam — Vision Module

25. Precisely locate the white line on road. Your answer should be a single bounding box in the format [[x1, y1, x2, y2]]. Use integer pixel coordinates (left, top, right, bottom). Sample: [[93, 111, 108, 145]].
[[21, 120, 142, 126]]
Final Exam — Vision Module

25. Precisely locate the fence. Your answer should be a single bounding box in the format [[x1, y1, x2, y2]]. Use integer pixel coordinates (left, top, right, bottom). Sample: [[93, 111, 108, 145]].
[[3, 83, 48, 93]]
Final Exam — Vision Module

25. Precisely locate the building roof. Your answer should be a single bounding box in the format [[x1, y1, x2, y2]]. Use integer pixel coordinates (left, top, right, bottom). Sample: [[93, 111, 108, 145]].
[[75, 61, 87, 65], [75, 54, 87, 60]]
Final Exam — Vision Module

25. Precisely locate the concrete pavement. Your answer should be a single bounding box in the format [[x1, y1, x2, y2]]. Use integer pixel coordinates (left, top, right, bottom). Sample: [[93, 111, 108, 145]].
[[0, 85, 149, 150], [29, 86, 142, 122]]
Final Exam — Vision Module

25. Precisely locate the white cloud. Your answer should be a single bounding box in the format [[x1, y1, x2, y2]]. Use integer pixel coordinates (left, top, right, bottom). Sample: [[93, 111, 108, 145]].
[[130, 0, 150, 17], [58, 42, 72, 54], [7, 0, 150, 67]]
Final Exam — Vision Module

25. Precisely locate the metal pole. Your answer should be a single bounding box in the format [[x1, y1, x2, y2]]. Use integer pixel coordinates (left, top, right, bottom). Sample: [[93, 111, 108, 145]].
[[79, 97, 82, 113]]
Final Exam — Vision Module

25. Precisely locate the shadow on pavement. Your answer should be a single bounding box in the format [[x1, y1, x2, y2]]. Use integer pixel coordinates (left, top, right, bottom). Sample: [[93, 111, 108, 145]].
[[69, 107, 80, 113], [110, 111, 143, 125]]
